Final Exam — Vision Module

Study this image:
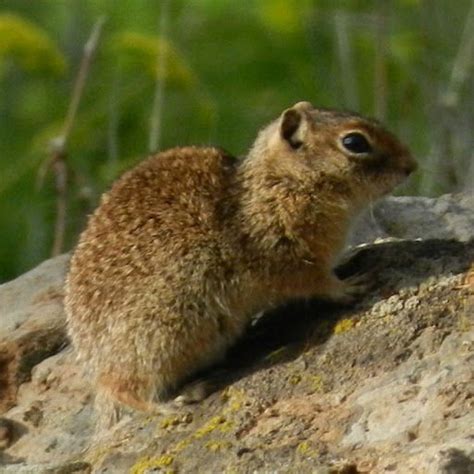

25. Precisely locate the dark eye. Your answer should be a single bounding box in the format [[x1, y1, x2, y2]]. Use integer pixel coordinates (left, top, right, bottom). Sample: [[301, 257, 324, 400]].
[[341, 132, 372, 154]]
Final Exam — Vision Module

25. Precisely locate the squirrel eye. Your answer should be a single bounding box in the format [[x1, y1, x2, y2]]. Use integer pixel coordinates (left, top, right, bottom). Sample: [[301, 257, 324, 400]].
[[341, 132, 372, 154]]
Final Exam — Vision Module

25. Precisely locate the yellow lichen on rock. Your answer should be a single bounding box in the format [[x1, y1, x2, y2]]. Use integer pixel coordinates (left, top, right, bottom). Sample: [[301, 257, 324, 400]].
[[194, 415, 233, 439], [289, 373, 302, 385], [334, 318, 355, 334], [221, 387, 246, 412], [308, 374, 323, 392], [130, 455, 174, 474], [296, 441, 318, 458], [160, 415, 181, 430], [205, 440, 232, 452]]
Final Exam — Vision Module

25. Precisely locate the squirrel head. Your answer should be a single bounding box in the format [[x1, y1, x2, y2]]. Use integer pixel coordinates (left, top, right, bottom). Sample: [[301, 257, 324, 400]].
[[248, 101, 417, 204]]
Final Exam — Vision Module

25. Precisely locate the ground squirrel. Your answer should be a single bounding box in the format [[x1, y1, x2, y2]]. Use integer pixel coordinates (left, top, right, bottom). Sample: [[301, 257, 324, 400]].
[[65, 101, 416, 426]]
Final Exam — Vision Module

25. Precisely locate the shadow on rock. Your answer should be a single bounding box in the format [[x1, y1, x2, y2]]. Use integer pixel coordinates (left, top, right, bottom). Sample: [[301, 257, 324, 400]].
[[183, 238, 474, 394]]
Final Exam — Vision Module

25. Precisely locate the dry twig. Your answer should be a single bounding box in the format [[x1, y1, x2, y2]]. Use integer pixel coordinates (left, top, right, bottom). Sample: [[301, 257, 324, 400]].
[[38, 16, 106, 257], [149, 0, 171, 153]]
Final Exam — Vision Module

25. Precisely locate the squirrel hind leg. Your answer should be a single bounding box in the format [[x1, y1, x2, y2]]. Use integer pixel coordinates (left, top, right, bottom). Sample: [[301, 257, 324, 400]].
[[94, 372, 174, 430], [94, 386, 126, 431]]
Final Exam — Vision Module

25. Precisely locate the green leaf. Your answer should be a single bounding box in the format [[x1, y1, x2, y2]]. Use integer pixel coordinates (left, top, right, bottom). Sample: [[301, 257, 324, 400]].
[[0, 13, 66, 75]]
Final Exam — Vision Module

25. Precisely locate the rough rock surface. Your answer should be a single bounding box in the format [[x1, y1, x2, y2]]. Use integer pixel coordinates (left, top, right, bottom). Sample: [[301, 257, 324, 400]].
[[349, 191, 474, 245], [0, 193, 472, 473], [0, 254, 69, 414]]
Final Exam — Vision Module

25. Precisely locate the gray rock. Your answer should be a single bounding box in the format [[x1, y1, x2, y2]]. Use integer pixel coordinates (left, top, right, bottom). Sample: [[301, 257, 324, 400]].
[[0, 254, 69, 337], [0, 254, 69, 413], [349, 192, 474, 245]]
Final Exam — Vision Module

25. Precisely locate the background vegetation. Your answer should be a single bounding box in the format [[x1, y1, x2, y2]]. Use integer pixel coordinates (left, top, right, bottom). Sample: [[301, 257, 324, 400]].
[[1, 0, 473, 282]]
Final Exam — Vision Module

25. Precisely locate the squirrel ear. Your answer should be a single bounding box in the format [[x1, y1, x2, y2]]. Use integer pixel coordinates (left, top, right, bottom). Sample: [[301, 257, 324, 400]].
[[280, 102, 312, 149]]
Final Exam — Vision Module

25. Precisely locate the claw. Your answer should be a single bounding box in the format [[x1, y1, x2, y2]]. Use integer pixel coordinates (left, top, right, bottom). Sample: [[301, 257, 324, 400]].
[[174, 369, 231, 406], [329, 273, 371, 304]]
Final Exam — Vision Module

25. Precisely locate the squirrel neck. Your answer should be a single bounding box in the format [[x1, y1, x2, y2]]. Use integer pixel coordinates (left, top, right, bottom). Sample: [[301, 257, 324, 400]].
[[228, 151, 358, 270]]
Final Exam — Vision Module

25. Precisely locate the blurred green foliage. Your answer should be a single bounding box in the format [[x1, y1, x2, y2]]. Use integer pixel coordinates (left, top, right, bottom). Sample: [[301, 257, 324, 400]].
[[0, 0, 473, 282], [0, 13, 67, 75], [112, 31, 196, 86]]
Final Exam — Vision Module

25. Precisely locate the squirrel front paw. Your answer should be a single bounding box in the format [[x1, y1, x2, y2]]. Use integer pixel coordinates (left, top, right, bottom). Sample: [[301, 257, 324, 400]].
[[174, 369, 231, 406], [328, 273, 371, 304]]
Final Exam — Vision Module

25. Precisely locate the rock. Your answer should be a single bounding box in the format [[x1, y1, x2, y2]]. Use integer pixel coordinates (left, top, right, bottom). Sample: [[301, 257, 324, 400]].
[[0, 254, 69, 413], [349, 192, 474, 246], [0, 194, 472, 473], [0, 254, 69, 337]]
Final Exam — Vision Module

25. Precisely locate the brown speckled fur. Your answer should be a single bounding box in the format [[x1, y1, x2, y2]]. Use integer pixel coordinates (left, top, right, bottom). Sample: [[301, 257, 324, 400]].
[[64, 102, 416, 427]]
